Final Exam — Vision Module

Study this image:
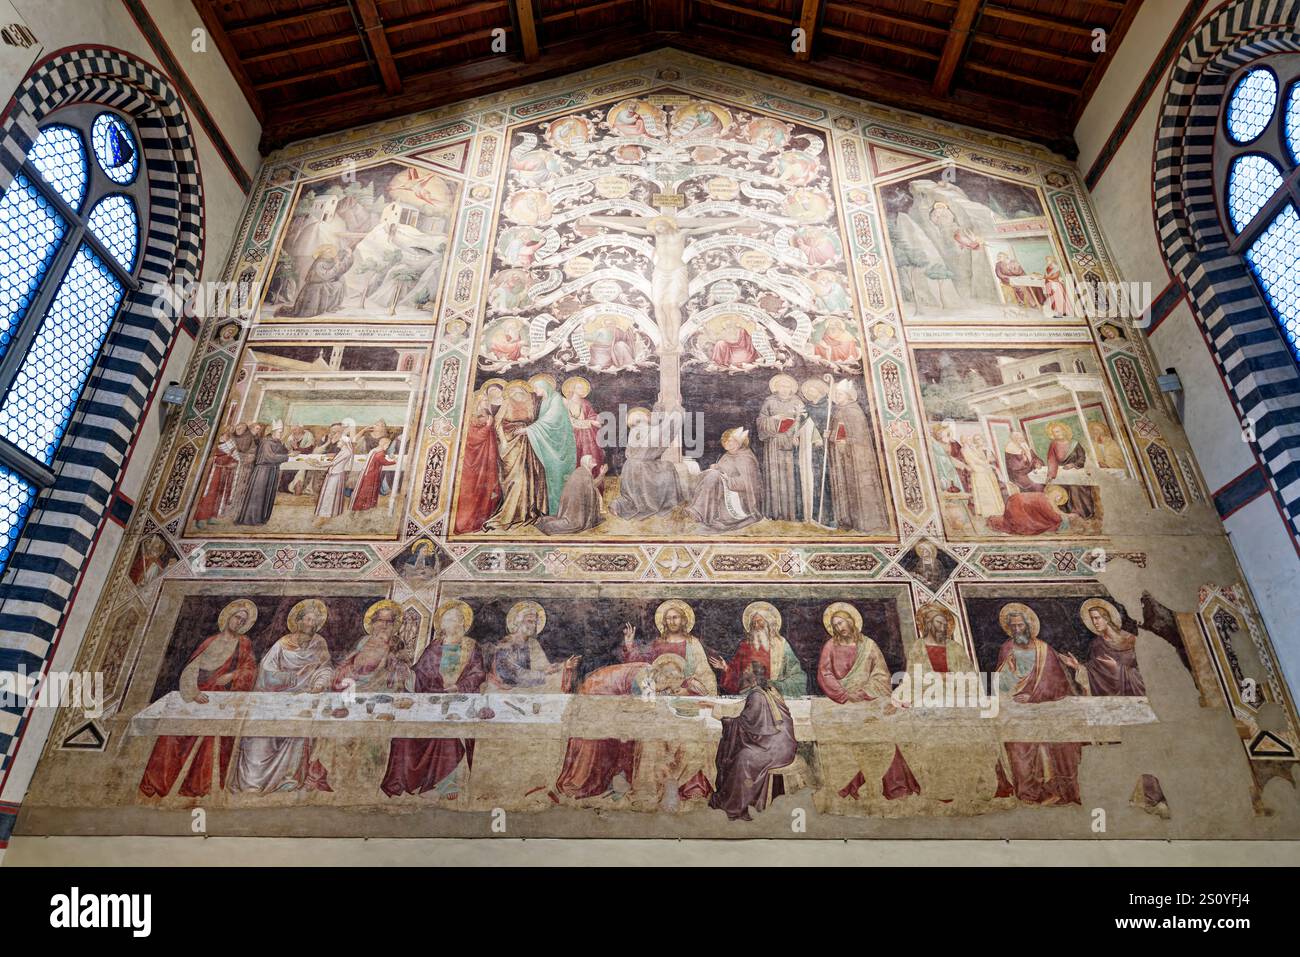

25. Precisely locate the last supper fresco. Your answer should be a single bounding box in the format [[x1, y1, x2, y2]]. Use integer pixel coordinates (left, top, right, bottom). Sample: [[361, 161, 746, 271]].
[[20, 53, 1299, 842]]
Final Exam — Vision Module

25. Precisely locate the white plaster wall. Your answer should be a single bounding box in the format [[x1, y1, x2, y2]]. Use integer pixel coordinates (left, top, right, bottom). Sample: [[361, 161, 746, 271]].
[[1074, 0, 1300, 686]]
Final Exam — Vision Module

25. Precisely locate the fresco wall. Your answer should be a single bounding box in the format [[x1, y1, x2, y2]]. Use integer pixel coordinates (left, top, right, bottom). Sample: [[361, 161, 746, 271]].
[[17, 51, 1300, 840]]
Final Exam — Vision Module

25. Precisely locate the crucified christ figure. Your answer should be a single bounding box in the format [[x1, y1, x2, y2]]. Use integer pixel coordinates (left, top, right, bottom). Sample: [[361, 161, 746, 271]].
[[580, 213, 752, 349]]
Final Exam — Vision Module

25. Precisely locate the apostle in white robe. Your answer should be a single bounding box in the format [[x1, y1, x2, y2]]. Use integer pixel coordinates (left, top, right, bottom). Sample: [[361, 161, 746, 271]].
[[229, 599, 335, 794]]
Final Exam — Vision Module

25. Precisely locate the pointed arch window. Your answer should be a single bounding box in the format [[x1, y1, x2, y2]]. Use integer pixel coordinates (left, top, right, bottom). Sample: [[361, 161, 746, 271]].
[[0, 107, 147, 571], [1218, 62, 1300, 369]]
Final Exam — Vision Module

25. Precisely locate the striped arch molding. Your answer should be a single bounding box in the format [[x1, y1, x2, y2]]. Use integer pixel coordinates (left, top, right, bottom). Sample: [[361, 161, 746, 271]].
[[0, 48, 204, 773], [1154, 0, 1300, 547]]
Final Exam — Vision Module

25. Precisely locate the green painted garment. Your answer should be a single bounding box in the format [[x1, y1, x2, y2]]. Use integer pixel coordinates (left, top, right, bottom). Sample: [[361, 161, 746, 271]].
[[526, 383, 577, 514]]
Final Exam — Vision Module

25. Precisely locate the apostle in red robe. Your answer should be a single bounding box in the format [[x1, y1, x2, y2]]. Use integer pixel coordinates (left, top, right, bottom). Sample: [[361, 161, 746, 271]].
[[138, 600, 258, 798], [381, 601, 484, 798], [993, 603, 1085, 805], [709, 324, 759, 368], [453, 388, 504, 534], [987, 488, 1065, 535]]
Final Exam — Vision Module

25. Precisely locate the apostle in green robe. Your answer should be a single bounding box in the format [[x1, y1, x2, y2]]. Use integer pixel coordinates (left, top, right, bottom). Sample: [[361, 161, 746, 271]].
[[525, 375, 577, 514]]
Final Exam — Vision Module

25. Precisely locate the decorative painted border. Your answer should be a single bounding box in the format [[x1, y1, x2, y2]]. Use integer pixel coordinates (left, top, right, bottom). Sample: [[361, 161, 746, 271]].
[[0, 48, 203, 771], [1153, 0, 1300, 548]]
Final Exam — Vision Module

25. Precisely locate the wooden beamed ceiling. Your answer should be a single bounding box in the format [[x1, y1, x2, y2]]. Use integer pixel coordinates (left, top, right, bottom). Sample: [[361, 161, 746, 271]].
[[196, 0, 1144, 157]]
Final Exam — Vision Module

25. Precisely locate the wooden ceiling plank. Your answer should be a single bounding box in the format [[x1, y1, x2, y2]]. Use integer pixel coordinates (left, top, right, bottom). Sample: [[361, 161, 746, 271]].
[[972, 34, 1094, 69], [190, 1, 265, 121], [241, 31, 360, 65], [965, 60, 1079, 94], [796, 0, 824, 62], [392, 28, 500, 60], [695, 0, 791, 25], [982, 4, 1097, 36], [512, 0, 541, 62], [931, 0, 982, 96], [542, 0, 631, 24], [826, 3, 950, 36], [821, 26, 940, 61], [351, 0, 403, 94], [385, 1, 509, 34], [1070, 0, 1141, 123], [225, 2, 352, 38], [253, 60, 373, 92]]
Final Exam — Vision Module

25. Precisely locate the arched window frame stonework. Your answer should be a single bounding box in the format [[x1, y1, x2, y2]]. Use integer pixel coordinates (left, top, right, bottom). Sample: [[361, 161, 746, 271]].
[[0, 48, 203, 772], [1155, 0, 1300, 549]]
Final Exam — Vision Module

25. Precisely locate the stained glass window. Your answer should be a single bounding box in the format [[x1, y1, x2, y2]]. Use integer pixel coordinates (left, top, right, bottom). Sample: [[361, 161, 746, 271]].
[[1217, 63, 1300, 368], [1226, 154, 1283, 232], [1243, 206, 1300, 362], [1226, 68, 1278, 144], [86, 195, 139, 271], [1286, 81, 1300, 165], [91, 113, 138, 185], [0, 108, 145, 573]]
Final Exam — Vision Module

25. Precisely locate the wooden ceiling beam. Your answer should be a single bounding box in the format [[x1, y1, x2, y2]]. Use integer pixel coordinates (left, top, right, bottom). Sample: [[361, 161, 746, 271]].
[[820, 26, 939, 61], [351, 0, 403, 94], [225, 2, 352, 38], [796, 0, 824, 62], [982, 5, 1098, 36], [932, 0, 982, 96], [512, 0, 540, 62]]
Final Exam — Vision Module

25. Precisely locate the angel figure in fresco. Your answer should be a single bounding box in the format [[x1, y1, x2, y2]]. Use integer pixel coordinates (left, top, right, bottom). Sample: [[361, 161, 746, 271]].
[[229, 599, 334, 794], [332, 599, 414, 694], [992, 603, 1084, 805], [707, 601, 807, 698], [484, 600, 579, 693], [381, 600, 485, 799], [139, 599, 258, 799], [816, 602, 920, 803]]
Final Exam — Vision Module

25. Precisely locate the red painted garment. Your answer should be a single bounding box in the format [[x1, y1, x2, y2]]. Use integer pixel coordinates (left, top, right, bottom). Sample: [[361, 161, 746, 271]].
[[138, 632, 257, 798]]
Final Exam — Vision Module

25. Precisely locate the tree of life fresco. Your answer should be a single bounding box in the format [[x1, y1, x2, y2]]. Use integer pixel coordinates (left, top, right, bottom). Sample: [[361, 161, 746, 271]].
[[455, 93, 893, 541]]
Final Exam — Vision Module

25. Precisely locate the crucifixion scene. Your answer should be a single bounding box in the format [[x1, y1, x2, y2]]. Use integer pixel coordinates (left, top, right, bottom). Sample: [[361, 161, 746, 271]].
[[460, 93, 893, 540]]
